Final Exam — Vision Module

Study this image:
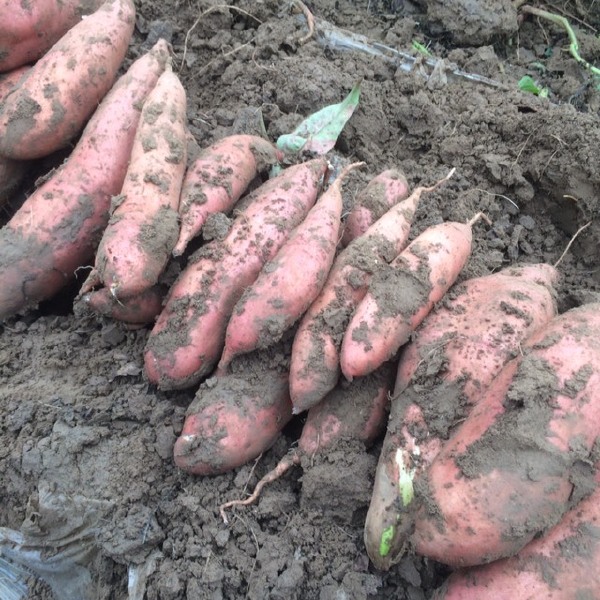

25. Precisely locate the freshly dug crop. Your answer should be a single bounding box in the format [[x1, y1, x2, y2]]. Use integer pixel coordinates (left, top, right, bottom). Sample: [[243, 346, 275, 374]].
[[290, 170, 454, 413], [0, 40, 170, 320], [0, 0, 104, 73], [144, 158, 329, 390], [432, 460, 600, 599], [341, 169, 409, 246], [218, 162, 363, 370], [81, 285, 166, 325], [173, 348, 293, 475], [0, 0, 135, 160], [219, 361, 395, 523], [0, 66, 31, 99], [173, 134, 281, 256], [363, 263, 559, 570], [412, 302, 600, 567], [341, 212, 488, 380], [0, 156, 28, 207], [83, 63, 188, 299]]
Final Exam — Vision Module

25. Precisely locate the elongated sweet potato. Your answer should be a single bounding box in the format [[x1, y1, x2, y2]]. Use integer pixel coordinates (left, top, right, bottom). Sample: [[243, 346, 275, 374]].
[[433, 460, 600, 599], [173, 349, 293, 475], [219, 361, 395, 523], [144, 158, 328, 390], [289, 171, 453, 413], [363, 263, 559, 570], [83, 63, 188, 298], [341, 213, 487, 380], [0, 40, 170, 320], [412, 302, 600, 567], [173, 134, 281, 256], [341, 169, 409, 246], [0, 0, 104, 73], [0, 0, 135, 160], [218, 162, 363, 369]]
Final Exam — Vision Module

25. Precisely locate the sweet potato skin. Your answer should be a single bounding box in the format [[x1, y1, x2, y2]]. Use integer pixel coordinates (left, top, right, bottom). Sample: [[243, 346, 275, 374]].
[[0, 0, 104, 73], [412, 302, 600, 567], [144, 158, 328, 390], [0, 155, 28, 207], [364, 263, 559, 570], [0, 40, 169, 320], [173, 134, 281, 256], [0, 0, 135, 160]]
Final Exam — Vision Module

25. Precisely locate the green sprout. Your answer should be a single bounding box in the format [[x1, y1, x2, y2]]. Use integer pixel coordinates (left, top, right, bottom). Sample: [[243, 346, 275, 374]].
[[412, 40, 432, 57], [518, 75, 549, 98], [379, 525, 395, 558]]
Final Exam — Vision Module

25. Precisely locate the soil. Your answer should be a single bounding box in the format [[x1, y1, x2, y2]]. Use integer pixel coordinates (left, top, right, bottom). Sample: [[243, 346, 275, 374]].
[[1, 0, 600, 598]]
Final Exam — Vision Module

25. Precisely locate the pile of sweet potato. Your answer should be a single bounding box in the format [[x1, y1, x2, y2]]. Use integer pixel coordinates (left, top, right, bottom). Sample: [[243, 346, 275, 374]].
[[2, 3, 600, 596]]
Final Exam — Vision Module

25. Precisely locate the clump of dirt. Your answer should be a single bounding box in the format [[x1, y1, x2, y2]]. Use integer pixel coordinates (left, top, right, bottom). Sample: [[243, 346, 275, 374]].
[[1, 0, 600, 598]]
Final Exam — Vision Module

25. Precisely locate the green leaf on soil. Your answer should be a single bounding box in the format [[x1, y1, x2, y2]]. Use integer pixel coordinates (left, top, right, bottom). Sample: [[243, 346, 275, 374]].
[[518, 75, 549, 98]]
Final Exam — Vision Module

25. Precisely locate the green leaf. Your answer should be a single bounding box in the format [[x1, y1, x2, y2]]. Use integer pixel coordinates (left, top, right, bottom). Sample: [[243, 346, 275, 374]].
[[518, 75, 548, 97], [276, 82, 361, 155], [379, 526, 395, 558], [412, 40, 432, 57]]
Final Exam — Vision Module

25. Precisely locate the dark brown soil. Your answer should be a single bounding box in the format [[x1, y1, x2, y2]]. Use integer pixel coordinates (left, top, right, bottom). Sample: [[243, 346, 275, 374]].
[[1, 0, 599, 598]]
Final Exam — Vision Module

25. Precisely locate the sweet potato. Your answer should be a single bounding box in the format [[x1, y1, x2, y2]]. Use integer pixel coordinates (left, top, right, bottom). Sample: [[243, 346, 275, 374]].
[[173, 349, 293, 476], [0, 40, 170, 320], [340, 213, 487, 380], [341, 169, 409, 246], [0, 0, 135, 160], [0, 66, 31, 99], [83, 63, 188, 299], [144, 158, 328, 390], [289, 171, 453, 413], [218, 162, 363, 369], [432, 461, 600, 599], [411, 302, 600, 567], [173, 134, 281, 256], [219, 361, 395, 523], [81, 285, 165, 325], [0, 0, 104, 73], [363, 263, 559, 570]]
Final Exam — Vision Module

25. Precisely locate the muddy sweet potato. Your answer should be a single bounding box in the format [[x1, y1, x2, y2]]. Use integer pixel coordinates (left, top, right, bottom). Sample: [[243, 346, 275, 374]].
[[173, 134, 281, 256], [432, 460, 600, 599], [411, 302, 600, 567], [289, 171, 453, 413], [0, 0, 104, 73], [173, 349, 293, 476], [218, 162, 363, 369], [0, 40, 169, 320], [340, 213, 487, 380], [144, 158, 328, 390], [363, 263, 559, 570], [0, 0, 135, 160], [341, 169, 409, 246], [83, 63, 188, 299]]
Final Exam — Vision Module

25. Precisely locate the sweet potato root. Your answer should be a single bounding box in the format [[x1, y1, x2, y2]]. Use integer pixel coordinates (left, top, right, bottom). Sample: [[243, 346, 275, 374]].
[[289, 171, 453, 413], [341, 169, 409, 246], [173, 349, 293, 476], [0, 0, 104, 73], [432, 461, 600, 599], [0, 40, 170, 320], [84, 63, 188, 298], [363, 263, 559, 570], [218, 162, 363, 369], [341, 213, 487, 380], [173, 134, 281, 256], [412, 302, 600, 567], [144, 158, 328, 390], [219, 361, 395, 523], [0, 0, 135, 160]]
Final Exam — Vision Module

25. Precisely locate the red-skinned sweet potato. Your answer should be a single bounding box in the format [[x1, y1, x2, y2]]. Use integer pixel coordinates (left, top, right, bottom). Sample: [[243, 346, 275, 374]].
[[144, 158, 328, 390], [341, 169, 409, 246], [0, 0, 104, 73], [363, 263, 559, 570], [0, 40, 170, 320], [173, 134, 281, 256], [289, 171, 453, 413], [412, 302, 600, 567], [83, 63, 187, 299], [0, 65, 31, 99], [0, 0, 135, 160], [218, 162, 363, 369], [341, 213, 487, 380]]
